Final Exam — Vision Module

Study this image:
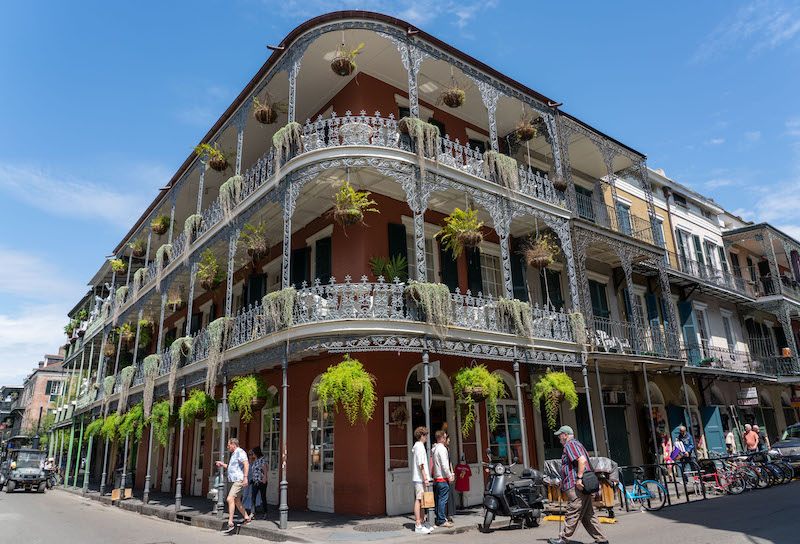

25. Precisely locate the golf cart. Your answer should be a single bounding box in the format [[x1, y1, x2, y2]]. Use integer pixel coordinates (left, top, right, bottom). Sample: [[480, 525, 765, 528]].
[[0, 449, 47, 493]]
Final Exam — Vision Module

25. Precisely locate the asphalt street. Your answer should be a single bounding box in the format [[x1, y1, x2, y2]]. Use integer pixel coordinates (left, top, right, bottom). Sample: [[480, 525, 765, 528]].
[[2, 481, 797, 544]]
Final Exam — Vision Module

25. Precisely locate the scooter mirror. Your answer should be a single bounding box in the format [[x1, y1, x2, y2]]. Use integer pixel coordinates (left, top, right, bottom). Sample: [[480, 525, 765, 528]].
[[512, 456, 519, 464], [485, 448, 492, 458]]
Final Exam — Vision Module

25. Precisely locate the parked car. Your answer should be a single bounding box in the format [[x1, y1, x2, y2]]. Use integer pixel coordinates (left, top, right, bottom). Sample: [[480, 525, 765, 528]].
[[771, 423, 800, 467], [0, 449, 47, 493]]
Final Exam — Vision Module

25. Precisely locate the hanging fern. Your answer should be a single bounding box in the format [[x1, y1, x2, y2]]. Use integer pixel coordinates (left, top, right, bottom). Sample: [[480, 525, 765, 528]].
[[437, 207, 484, 259], [263, 287, 295, 331], [133, 267, 148, 295], [150, 400, 173, 447], [155, 244, 172, 292], [118, 365, 136, 414], [168, 337, 194, 408], [332, 181, 379, 227], [483, 150, 520, 191], [399, 117, 439, 180], [220, 175, 243, 222], [85, 418, 104, 439], [183, 214, 203, 265], [179, 390, 216, 421], [119, 402, 145, 442], [100, 412, 121, 442], [404, 282, 452, 340], [532, 370, 579, 430], [113, 286, 129, 325], [497, 298, 533, 339], [272, 121, 302, 179], [228, 375, 271, 424], [453, 365, 507, 437], [314, 355, 376, 425], [142, 354, 162, 418], [206, 317, 233, 394]]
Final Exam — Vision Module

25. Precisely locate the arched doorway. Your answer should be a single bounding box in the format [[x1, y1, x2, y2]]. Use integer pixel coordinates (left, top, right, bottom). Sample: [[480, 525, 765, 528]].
[[647, 383, 670, 462], [383, 365, 454, 516], [308, 376, 334, 512], [260, 385, 280, 505], [758, 390, 778, 446]]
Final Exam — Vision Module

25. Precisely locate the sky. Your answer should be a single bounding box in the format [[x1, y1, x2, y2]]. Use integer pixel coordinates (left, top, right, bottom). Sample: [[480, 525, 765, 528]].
[[1, 1, 799, 385]]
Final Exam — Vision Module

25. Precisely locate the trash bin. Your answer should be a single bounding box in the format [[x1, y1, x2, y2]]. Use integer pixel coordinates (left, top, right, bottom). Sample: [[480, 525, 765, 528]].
[[114, 468, 135, 489]]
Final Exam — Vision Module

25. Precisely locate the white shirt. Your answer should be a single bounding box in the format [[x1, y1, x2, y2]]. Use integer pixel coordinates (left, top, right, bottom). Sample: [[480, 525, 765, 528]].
[[227, 447, 247, 482], [411, 441, 430, 484], [725, 432, 735, 445]]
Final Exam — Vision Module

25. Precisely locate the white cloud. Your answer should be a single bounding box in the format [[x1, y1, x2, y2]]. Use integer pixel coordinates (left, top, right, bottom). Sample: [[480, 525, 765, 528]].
[[786, 117, 800, 137], [0, 247, 84, 301], [744, 131, 762, 143], [706, 178, 737, 189], [0, 162, 161, 229], [691, 0, 800, 63], [705, 138, 726, 146], [0, 304, 70, 386]]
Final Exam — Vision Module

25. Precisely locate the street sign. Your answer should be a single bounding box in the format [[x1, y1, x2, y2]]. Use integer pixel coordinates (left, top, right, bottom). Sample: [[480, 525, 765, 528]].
[[428, 360, 440, 379], [217, 404, 230, 423]]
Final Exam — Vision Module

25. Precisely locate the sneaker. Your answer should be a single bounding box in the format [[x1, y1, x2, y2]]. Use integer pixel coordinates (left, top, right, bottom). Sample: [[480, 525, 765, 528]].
[[415, 525, 433, 534], [223, 523, 236, 534], [424, 522, 435, 531], [242, 516, 253, 525]]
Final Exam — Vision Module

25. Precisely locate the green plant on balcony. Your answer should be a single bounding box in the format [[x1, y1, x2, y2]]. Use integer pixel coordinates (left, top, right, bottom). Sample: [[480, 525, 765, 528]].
[[207, 317, 234, 394], [99, 412, 121, 442], [438, 81, 466, 109], [483, 150, 519, 191], [273, 121, 303, 177], [129, 237, 147, 259], [404, 282, 451, 339], [497, 298, 533, 339], [521, 233, 559, 268], [142, 354, 162, 418], [150, 400, 174, 447], [369, 255, 408, 282], [118, 365, 136, 414], [453, 364, 506, 437], [167, 287, 185, 312], [314, 355, 376, 425], [333, 181, 379, 227], [168, 336, 194, 407], [179, 390, 216, 421], [196, 248, 224, 291], [514, 113, 538, 142], [252, 95, 286, 125], [330, 42, 364, 76], [119, 402, 145, 442], [229, 375, 271, 424], [118, 322, 134, 348], [263, 287, 295, 331], [111, 258, 128, 274], [151, 214, 171, 235], [77, 309, 88, 322], [64, 322, 75, 338], [220, 175, 243, 222], [194, 142, 233, 172], [239, 221, 269, 264], [137, 318, 154, 350], [398, 117, 439, 179], [85, 418, 104, 439], [437, 207, 484, 259], [532, 370, 579, 430]]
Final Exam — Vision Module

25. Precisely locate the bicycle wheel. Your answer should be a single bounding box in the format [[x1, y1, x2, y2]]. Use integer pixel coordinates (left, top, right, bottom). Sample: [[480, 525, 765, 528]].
[[752, 465, 770, 488], [638, 480, 667, 511], [725, 473, 746, 495], [764, 464, 783, 485], [778, 461, 795, 482], [771, 463, 789, 484], [735, 466, 758, 490]]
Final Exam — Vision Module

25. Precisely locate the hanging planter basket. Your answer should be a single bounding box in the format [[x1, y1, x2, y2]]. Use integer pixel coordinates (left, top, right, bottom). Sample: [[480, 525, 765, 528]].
[[441, 88, 466, 108], [77, 329, 86, 338], [208, 155, 228, 172], [525, 246, 554, 268], [200, 278, 221, 291], [121, 331, 135, 347], [515, 123, 537, 142], [247, 247, 268, 263], [552, 175, 568, 192], [250, 397, 267, 412], [331, 55, 355, 76], [131, 246, 146, 258], [254, 105, 279, 125], [152, 223, 169, 236], [333, 208, 363, 227], [549, 389, 565, 405], [456, 230, 483, 250], [462, 386, 488, 403], [103, 343, 116, 358]]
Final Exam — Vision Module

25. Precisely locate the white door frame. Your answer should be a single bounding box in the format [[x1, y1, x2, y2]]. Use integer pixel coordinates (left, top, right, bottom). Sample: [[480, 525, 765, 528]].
[[384, 396, 413, 516], [191, 420, 206, 497], [455, 401, 484, 507], [261, 402, 281, 505], [308, 377, 334, 513]]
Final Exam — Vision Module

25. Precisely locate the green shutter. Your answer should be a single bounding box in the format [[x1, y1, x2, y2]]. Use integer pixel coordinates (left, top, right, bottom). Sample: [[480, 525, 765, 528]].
[[510, 252, 528, 302], [315, 237, 332, 285], [622, 288, 633, 323], [588, 280, 609, 318], [439, 244, 459, 292], [465, 247, 483, 296], [678, 301, 699, 364]]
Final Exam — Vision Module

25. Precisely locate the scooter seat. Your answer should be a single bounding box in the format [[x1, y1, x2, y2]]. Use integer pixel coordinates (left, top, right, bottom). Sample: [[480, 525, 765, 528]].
[[508, 479, 534, 489]]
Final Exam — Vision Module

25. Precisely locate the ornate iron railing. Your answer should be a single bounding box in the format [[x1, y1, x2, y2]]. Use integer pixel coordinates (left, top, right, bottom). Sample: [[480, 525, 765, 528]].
[[589, 315, 679, 358], [575, 193, 655, 245], [659, 250, 754, 297]]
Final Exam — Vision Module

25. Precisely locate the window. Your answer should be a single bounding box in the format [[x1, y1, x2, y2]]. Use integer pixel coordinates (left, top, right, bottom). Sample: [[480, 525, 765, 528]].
[[468, 138, 486, 154], [704, 241, 717, 270], [616, 203, 632, 235], [480, 252, 503, 298], [45, 381, 62, 401], [722, 315, 736, 353], [695, 308, 711, 354], [540, 269, 564, 310], [309, 405, 334, 473], [487, 381, 523, 464], [673, 194, 687, 208], [405, 232, 435, 282], [730, 253, 742, 278], [717, 247, 729, 275], [701, 209, 715, 221], [246, 274, 265, 307], [190, 312, 203, 335], [262, 400, 281, 472], [653, 220, 666, 249], [692, 235, 705, 277], [588, 280, 609, 319]]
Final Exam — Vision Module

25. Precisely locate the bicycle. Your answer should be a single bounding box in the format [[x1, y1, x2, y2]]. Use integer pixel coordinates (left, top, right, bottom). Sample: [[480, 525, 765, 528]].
[[616, 468, 667, 511], [693, 459, 745, 495]]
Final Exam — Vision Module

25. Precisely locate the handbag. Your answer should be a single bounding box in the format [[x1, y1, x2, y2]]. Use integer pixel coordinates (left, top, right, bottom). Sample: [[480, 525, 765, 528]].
[[421, 485, 436, 509], [577, 455, 600, 495]]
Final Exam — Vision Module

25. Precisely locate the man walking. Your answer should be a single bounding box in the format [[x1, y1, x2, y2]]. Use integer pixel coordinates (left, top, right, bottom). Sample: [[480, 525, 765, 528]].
[[725, 429, 736, 455], [753, 425, 769, 452], [743, 424, 759, 454], [412, 427, 432, 534], [432, 430, 454, 528], [548, 426, 607, 544], [215, 437, 252, 533]]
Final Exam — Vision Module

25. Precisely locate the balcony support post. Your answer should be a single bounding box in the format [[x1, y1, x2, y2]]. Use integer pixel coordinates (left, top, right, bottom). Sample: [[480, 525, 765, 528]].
[[216, 374, 227, 518], [620, 252, 642, 351], [144, 230, 152, 269], [234, 106, 247, 176], [143, 423, 154, 504], [680, 366, 692, 426], [573, 231, 595, 332], [100, 436, 109, 496], [279, 342, 289, 529], [657, 261, 680, 357], [186, 263, 198, 337], [126, 250, 133, 286], [119, 432, 130, 506], [421, 347, 433, 526], [551, 110, 577, 212], [73, 414, 85, 488], [470, 78, 501, 152], [282, 181, 294, 289], [167, 203, 176, 245], [87, 338, 96, 390], [379, 33, 426, 119], [778, 303, 799, 370], [499, 229, 514, 300], [175, 386, 185, 510], [82, 428, 93, 494], [288, 58, 301, 124], [196, 165, 206, 215], [593, 359, 611, 457], [157, 293, 167, 353], [225, 228, 241, 318], [64, 413, 76, 487], [131, 308, 144, 370], [757, 230, 782, 296], [580, 356, 599, 456], [641, 362, 661, 463], [512, 360, 529, 467]]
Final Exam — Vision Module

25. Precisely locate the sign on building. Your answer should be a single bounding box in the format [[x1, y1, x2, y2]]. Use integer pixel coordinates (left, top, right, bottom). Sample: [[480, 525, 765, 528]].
[[737, 386, 758, 406]]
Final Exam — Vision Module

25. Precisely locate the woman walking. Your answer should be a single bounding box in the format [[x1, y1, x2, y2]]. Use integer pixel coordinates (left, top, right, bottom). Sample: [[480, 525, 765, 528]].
[[249, 447, 268, 519]]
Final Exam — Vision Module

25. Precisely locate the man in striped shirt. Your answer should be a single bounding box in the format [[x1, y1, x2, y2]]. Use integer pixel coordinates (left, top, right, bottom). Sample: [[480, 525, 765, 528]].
[[548, 426, 607, 544]]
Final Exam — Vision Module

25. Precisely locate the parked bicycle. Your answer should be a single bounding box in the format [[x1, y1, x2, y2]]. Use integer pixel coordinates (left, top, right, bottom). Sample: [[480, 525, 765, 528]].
[[692, 458, 746, 495], [616, 467, 667, 511]]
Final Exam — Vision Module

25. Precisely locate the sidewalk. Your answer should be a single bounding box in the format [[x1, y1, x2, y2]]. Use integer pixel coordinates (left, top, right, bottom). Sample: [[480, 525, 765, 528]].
[[56, 485, 486, 542]]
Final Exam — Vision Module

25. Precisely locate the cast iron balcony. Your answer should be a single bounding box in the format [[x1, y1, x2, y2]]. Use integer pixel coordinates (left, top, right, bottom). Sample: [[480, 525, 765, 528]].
[[575, 193, 655, 245]]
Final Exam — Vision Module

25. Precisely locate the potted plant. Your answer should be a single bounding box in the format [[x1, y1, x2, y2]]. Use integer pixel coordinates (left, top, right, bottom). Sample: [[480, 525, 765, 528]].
[[119, 403, 145, 442], [263, 287, 295, 331], [64, 322, 75, 338], [532, 370, 579, 430], [438, 75, 466, 109], [272, 121, 303, 176], [194, 142, 233, 172], [228, 375, 271, 424], [496, 298, 533, 338], [167, 287, 186, 312], [150, 400, 174, 447], [151, 214, 171, 235], [252, 96, 286, 125], [77, 309, 88, 322], [330, 42, 364, 76], [103, 341, 116, 358], [179, 390, 216, 421], [129, 238, 147, 259], [404, 282, 451, 338], [219, 175, 243, 221], [332, 181, 379, 227], [483, 150, 520, 191], [437, 207, 484, 259], [111, 258, 128, 275], [206, 317, 234, 394], [313, 355, 376, 425], [453, 365, 506, 437], [118, 322, 135, 347], [522, 233, 559, 268], [368, 255, 408, 283], [137, 318, 154, 350], [239, 221, 269, 264], [514, 114, 538, 142], [196, 248, 225, 291]]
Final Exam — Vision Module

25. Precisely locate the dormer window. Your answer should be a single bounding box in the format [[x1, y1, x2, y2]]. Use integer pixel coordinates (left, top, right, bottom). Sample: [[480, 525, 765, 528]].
[[673, 194, 687, 208]]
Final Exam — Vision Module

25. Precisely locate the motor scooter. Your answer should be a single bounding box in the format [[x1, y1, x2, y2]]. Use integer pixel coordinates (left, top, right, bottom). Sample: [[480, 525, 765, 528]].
[[480, 448, 544, 532]]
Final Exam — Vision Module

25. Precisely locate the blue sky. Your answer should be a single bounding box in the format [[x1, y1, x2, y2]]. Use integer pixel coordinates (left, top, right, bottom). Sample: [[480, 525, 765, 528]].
[[1, 1, 799, 385]]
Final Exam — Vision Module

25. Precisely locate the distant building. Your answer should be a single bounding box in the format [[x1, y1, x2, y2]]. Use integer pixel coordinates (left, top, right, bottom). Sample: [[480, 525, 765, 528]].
[[19, 355, 65, 435]]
